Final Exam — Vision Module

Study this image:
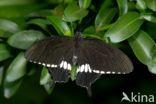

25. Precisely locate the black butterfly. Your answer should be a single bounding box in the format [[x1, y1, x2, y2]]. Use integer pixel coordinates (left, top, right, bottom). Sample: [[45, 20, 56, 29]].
[[25, 32, 133, 95]]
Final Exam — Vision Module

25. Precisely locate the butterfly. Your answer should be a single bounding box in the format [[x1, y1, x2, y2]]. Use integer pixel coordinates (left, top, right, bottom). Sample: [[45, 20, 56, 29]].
[[25, 32, 133, 95]]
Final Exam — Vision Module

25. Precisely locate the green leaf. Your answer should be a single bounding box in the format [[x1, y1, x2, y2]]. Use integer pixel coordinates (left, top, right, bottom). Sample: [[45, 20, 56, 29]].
[[52, 4, 65, 16], [27, 19, 50, 33], [83, 26, 105, 41], [128, 30, 156, 65], [141, 13, 156, 23], [117, 0, 128, 15], [83, 26, 95, 36], [63, 2, 88, 22], [0, 30, 13, 38], [47, 16, 72, 36], [105, 12, 143, 43], [98, 0, 114, 9], [40, 67, 53, 94], [95, 8, 117, 32], [48, 0, 63, 4], [0, 0, 34, 6], [0, 67, 4, 86], [40, 67, 51, 85], [43, 83, 53, 94], [136, 0, 147, 11], [78, 0, 91, 9], [0, 4, 41, 18], [0, 19, 19, 33], [0, 44, 11, 61], [28, 9, 54, 17], [145, 0, 156, 12], [7, 30, 45, 49], [4, 79, 22, 98], [5, 52, 27, 82], [148, 60, 156, 74]]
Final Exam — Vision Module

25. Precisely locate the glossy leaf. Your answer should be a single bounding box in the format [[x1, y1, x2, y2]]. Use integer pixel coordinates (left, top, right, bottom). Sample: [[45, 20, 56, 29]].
[[4, 79, 22, 98], [5, 52, 27, 82], [78, 0, 91, 9], [43, 83, 53, 94], [136, 0, 147, 11], [83, 26, 95, 36], [27, 19, 50, 33], [105, 12, 143, 43], [145, 0, 156, 12], [83, 26, 105, 41], [0, 44, 11, 61], [7, 30, 45, 49], [63, 2, 88, 22], [47, 16, 72, 36], [40, 67, 53, 94], [95, 8, 117, 32], [129, 30, 156, 65], [95, 0, 116, 32], [148, 59, 156, 74], [0, 19, 19, 33], [98, 0, 114, 9], [0, 67, 4, 86], [117, 0, 128, 15], [40, 67, 51, 85], [141, 13, 156, 23]]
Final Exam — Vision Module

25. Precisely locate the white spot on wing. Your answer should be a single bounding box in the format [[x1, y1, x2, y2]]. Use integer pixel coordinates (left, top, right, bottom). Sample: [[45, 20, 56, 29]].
[[87, 64, 92, 73], [80, 65, 84, 72], [67, 64, 71, 70], [84, 64, 88, 72], [100, 71, 105, 74], [63, 61, 67, 69], [118, 72, 121, 74], [95, 70, 100, 73], [42, 63, 46, 66], [60, 61, 64, 68], [106, 71, 111, 74], [51, 64, 55, 67], [46, 64, 51, 67], [54, 65, 57, 67], [112, 72, 115, 74], [76, 64, 92, 73]]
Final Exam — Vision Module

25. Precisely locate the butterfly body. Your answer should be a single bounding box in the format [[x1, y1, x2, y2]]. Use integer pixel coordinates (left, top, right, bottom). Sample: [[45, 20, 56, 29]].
[[25, 32, 133, 94]]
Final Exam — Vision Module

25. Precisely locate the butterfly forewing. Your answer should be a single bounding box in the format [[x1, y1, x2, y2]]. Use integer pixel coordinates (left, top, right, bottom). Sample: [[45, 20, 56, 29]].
[[75, 38, 133, 88], [25, 36, 74, 83]]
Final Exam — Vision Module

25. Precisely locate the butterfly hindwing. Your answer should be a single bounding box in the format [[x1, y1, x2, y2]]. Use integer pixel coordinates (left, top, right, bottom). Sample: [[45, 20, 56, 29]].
[[25, 36, 73, 83]]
